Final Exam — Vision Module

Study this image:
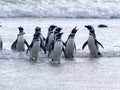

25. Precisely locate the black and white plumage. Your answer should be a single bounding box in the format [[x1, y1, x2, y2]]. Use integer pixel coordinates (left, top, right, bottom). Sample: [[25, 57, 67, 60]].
[[82, 25, 104, 57], [28, 33, 41, 61], [34, 27, 46, 54], [64, 27, 78, 58], [50, 32, 65, 64], [45, 25, 57, 52], [11, 27, 29, 51]]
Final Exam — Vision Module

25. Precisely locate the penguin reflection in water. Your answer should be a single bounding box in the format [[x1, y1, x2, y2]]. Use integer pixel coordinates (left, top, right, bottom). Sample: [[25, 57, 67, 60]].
[[64, 26, 78, 58], [82, 25, 104, 57], [11, 27, 29, 51], [50, 33, 65, 64]]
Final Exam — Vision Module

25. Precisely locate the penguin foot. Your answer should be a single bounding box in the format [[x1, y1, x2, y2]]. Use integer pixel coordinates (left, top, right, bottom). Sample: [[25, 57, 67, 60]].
[[98, 51, 101, 55]]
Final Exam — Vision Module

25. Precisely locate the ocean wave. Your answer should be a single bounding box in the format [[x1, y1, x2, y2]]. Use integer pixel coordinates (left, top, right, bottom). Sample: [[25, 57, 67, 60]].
[[0, 0, 120, 18]]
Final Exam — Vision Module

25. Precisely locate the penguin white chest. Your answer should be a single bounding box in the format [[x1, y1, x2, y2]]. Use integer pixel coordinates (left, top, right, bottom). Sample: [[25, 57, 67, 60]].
[[88, 35, 98, 56], [16, 35, 25, 51], [65, 38, 74, 57], [52, 41, 62, 62], [30, 41, 40, 60]]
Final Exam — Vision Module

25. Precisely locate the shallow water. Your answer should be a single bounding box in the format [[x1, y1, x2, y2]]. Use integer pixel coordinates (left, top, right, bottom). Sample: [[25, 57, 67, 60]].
[[0, 18, 120, 90]]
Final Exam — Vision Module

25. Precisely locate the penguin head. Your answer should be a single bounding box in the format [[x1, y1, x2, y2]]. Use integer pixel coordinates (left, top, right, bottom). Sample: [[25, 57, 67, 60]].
[[35, 27, 41, 34], [18, 26, 25, 35], [71, 26, 78, 35], [85, 25, 96, 38], [56, 32, 63, 40], [33, 33, 40, 39], [85, 25, 95, 34], [54, 27, 62, 34], [49, 25, 57, 31]]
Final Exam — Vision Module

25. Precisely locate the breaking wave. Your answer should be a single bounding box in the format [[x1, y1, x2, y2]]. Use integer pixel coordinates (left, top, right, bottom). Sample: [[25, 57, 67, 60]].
[[0, 0, 120, 18]]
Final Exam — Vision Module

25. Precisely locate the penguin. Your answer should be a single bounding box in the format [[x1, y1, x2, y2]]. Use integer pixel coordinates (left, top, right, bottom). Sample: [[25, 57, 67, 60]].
[[45, 25, 57, 52], [50, 32, 65, 64], [28, 33, 41, 61], [82, 25, 104, 57], [64, 26, 78, 58], [11, 27, 29, 51], [53, 27, 62, 42], [34, 27, 46, 54], [0, 35, 3, 50], [47, 27, 62, 57]]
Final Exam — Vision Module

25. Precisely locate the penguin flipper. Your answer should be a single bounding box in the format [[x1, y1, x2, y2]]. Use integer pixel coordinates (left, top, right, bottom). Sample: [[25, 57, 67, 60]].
[[95, 40, 104, 49], [82, 41, 88, 50], [45, 36, 49, 47], [40, 42, 46, 54], [1, 40, 3, 49], [62, 46, 66, 57], [74, 43, 77, 52], [48, 41, 54, 57], [25, 39, 29, 48], [11, 40, 17, 50]]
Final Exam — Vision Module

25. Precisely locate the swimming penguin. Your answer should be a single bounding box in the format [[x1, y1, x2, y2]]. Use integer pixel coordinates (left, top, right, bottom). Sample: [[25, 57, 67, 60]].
[[11, 27, 29, 51], [82, 25, 104, 57], [0, 35, 3, 50], [45, 25, 57, 52], [64, 26, 78, 58], [28, 33, 41, 61], [51, 32, 65, 64]]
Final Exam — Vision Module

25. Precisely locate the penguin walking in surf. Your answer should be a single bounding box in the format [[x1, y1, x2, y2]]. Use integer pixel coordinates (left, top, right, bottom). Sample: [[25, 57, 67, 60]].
[[45, 25, 57, 52], [50, 32, 65, 64], [48, 27, 63, 57], [34, 27, 46, 54], [64, 26, 78, 58], [0, 35, 3, 50], [82, 25, 104, 57], [11, 27, 29, 51], [27, 33, 41, 61]]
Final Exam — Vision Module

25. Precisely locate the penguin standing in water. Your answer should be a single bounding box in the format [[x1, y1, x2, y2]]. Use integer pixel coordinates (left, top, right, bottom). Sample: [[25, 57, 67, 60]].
[[64, 27, 78, 58], [28, 33, 41, 61], [11, 27, 29, 51], [34, 27, 46, 54], [0, 35, 3, 50], [51, 32, 65, 64], [48, 27, 62, 57], [45, 25, 57, 52], [82, 25, 104, 57]]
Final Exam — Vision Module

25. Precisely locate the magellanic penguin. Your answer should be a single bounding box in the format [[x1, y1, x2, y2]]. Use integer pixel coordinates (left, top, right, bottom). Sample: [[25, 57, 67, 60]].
[[11, 27, 29, 51], [27, 33, 41, 61], [51, 32, 65, 64], [0, 35, 3, 50], [64, 26, 78, 58], [34, 27, 46, 54], [48, 27, 62, 57], [45, 25, 57, 52], [82, 25, 104, 57]]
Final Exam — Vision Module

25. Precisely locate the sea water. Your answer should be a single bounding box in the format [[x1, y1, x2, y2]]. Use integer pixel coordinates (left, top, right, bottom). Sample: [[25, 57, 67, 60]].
[[0, 0, 120, 18], [0, 18, 120, 90]]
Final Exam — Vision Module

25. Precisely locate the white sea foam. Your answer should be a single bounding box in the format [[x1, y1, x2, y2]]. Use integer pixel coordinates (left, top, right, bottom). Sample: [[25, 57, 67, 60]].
[[0, 0, 120, 18]]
